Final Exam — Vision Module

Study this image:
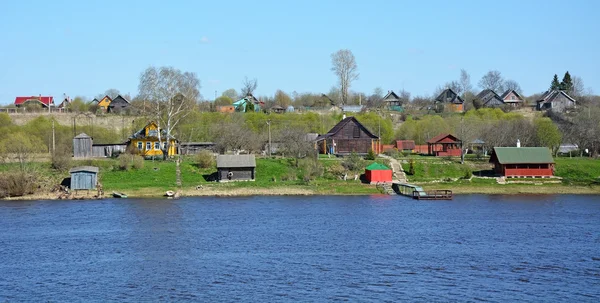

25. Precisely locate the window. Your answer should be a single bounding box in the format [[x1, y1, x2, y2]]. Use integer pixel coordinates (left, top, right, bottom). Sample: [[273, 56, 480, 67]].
[[353, 126, 360, 138], [137, 141, 143, 150], [146, 142, 151, 150], [154, 142, 160, 150], [148, 129, 158, 137]]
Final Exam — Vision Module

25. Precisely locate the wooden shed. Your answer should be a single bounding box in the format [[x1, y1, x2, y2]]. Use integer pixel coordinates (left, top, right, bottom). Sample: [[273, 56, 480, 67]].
[[490, 147, 555, 178], [365, 163, 393, 184], [316, 116, 380, 155], [69, 166, 99, 190], [216, 155, 256, 182], [73, 133, 93, 158]]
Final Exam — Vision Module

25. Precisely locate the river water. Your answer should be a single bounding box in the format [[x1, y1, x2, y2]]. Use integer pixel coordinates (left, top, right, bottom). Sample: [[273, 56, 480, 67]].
[[1, 195, 599, 302]]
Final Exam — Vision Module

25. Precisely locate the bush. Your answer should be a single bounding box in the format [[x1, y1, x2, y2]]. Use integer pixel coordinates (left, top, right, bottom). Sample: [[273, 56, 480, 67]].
[[195, 150, 215, 169], [299, 159, 324, 182], [0, 171, 37, 197], [132, 155, 144, 169], [51, 146, 72, 172], [365, 149, 376, 160], [342, 152, 366, 173], [385, 148, 400, 159], [408, 159, 416, 175], [118, 154, 132, 171], [462, 166, 472, 179]]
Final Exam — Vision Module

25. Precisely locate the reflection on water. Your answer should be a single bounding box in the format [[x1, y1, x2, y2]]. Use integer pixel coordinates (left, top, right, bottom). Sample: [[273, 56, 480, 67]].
[[1, 195, 599, 302]]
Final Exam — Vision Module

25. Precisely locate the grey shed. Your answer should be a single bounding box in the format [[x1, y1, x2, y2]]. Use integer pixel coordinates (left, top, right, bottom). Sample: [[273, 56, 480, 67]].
[[69, 166, 99, 190], [73, 133, 93, 158], [216, 155, 256, 182]]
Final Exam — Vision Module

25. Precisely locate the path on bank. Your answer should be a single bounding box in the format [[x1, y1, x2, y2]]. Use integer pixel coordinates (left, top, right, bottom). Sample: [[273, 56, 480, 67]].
[[379, 154, 407, 183]]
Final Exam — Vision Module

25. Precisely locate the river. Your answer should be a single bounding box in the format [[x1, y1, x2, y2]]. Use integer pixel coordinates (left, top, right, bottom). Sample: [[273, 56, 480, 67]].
[[1, 195, 599, 302]]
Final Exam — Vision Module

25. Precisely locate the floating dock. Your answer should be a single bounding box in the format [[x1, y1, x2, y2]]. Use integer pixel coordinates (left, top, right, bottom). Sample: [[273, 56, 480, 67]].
[[392, 182, 453, 200]]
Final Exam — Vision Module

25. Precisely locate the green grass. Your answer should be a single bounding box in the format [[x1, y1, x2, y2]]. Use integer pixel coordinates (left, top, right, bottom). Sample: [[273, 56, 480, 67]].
[[555, 157, 600, 184], [402, 159, 471, 182]]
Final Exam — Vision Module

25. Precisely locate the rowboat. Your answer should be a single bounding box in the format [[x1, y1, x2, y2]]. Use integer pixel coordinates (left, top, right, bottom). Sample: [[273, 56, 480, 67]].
[[112, 192, 128, 198]]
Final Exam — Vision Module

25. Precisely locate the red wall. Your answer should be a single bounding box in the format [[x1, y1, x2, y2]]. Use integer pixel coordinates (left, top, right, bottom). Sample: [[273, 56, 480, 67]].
[[499, 164, 554, 177], [366, 169, 393, 183]]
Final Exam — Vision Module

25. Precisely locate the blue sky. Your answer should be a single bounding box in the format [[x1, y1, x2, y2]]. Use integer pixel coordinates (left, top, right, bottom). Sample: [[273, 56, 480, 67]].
[[0, 0, 598, 104]]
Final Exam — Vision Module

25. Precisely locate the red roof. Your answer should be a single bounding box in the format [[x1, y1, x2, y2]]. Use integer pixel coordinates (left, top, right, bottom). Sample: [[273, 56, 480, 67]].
[[427, 133, 461, 144], [14, 96, 54, 106]]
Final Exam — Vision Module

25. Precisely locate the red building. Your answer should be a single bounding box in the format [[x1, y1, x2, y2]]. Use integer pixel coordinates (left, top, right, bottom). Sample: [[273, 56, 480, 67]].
[[490, 147, 555, 177], [427, 133, 462, 157], [14, 96, 54, 108], [365, 163, 393, 183]]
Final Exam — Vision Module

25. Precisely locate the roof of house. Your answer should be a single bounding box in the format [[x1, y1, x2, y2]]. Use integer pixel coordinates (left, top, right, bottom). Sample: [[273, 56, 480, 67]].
[[537, 90, 576, 104], [216, 154, 256, 168], [271, 105, 285, 110], [74, 133, 91, 139], [435, 89, 464, 104], [316, 116, 379, 140], [490, 147, 554, 164], [129, 121, 173, 140], [382, 90, 401, 102], [500, 90, 525, 102], [14, 96, 54, 106], [427, 133, 461, 144], [365, 163, 391, 171], [91, 98, 100, 103], [108, 95, 130, 106], [69, 166, 99, 174], [476, 89, 503, 105]]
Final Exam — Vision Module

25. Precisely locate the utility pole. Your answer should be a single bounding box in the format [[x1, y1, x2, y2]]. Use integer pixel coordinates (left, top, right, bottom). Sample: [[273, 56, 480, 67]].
[[267, 120, 272, 157], [52, 119, 55, 154]]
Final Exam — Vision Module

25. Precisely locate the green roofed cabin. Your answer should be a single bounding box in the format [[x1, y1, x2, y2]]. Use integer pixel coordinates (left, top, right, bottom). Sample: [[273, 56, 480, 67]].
[[365, 162, 393, 183], [489, 146, 555, 178]]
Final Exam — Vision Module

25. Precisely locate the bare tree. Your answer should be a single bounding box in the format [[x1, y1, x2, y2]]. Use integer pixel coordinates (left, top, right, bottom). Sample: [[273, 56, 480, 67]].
[[240, 77, 258, 96], [459, 69, 473, 96], [138, 66, 201, 158], [445, 80, 463, 96], [478, 70, 505, 92], [504, 79, 522, 94], [104, 88, 121, 99], [277, 126, 315, 167], [571, 76, 586, 97], [331, 49, 359, 106]]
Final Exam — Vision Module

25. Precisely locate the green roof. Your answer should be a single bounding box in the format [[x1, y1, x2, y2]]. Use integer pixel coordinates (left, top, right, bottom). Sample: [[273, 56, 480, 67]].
[[365, 163, 391, 170], [492, 147, 554, 164]]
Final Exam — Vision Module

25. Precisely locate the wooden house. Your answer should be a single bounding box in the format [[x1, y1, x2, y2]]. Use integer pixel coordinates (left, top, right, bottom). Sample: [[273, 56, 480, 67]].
[[536, 90, 576, 112], [365, 163, 393, 184], [216, 154, 256, 182], [476, 89, 504, 107], [69, 166, 99, 190], [382, 90, 403, 112], [97, 95, 112, 112], [490, 147, 554, 177], [500, 90, 525, 107], [270, 105, 286, 114], [107, 95, 130, 113], [216, 105, 235, 113], [316, 116, 380, 155], [128, 121, 177, 157], [434, 89, 464, 112], [427, 133, 462, 157], [14, 96, 54, 108], [73, 133, 93, 158]]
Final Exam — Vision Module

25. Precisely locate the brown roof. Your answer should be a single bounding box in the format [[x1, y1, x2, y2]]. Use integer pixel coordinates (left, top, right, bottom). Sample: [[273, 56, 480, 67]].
[[317, 116, 379, 140], [427, 133, 461, 144]]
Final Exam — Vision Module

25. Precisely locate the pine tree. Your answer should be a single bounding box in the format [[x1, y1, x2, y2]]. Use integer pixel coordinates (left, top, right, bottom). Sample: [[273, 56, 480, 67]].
[[560, 71, 573, 92], [550, 74, 561, 91]]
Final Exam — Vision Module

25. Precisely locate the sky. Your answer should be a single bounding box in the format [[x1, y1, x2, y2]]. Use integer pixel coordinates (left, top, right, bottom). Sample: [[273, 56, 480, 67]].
[[0, 0, 599, 104]]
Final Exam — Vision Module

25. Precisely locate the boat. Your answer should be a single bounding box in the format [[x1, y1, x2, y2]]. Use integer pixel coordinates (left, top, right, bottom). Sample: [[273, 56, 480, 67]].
[[165, 190, 175, 198], [112, 191, 128, 198]]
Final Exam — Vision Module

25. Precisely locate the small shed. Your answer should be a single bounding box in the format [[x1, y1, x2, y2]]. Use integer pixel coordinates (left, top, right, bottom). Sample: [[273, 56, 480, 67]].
[[69, 166, 99, 190], [216, 155, 256, 182], [365, 163, 393, 184], [73, 133, 93, 158]]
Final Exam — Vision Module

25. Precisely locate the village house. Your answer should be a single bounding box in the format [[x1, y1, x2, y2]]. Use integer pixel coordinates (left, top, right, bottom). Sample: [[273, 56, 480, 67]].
[[14, 95, 55, 108], [97, 95, 112, 112], [536, 90, 576, 112], [128, 121, 177, 157], [426, 133, 462, 157], [500, 89, 525, 107], [434, 88, 464, 112], [396, 140, 416, 153], [216, 154, 256, 182], [107, 95, 130, 113], [476, 89, 504, 108], [316, 116, 380, 155], [381, 90, 403, 112], [234, 94, 263, 112], [490, 146, 555, 178], [270, 105, 286, 114]]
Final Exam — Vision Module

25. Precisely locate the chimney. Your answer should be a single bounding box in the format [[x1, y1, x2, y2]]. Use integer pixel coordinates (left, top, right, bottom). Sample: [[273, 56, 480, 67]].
[[517, 139, 521, 148], [342, 113, 346, 120]]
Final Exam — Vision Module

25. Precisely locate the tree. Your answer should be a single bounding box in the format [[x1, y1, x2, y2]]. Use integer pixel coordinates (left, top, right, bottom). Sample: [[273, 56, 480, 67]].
[[274, 90, 292, 107], [101, 89, 121, 99], [278, 126, 315, 167], [240, 77, 258, 96], [459, 69, 473, 96], [478, 70, 505, 92], [550, 74, 561, 91], [560, 71, 573, 93], [214, 96, 233, 106], [330, 49, 359, 106], [571, 76, 586, 97], [67, 96, 88, 113], [221, 88, 238, 100], [245, 101, 255, 113], [0, 133, 45, 171], [504, 79, 522, 94], [534, 117, 562, 153], [445, 80, 462, 96], [138, 66, 201, 159]]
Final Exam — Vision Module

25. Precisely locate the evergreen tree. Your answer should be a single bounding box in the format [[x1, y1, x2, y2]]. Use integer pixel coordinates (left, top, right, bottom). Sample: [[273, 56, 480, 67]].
[[245, 101, 255, 113], [560, 71, 573, 92], [550, 74, 561, 91]]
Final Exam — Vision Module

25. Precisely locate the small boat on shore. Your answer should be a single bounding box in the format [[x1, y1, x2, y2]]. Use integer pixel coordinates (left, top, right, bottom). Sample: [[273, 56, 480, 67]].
[[112, 192, 128, 198], [165, 190, 175, 198]]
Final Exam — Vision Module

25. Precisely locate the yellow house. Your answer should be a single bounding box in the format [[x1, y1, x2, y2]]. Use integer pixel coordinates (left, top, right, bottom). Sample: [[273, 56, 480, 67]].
[[97, 95, 112, 112], [128, 121, 177, 157]]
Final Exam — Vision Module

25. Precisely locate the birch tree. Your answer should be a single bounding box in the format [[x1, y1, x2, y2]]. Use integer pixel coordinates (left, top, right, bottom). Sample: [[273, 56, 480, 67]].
[[331, 49, 359, 106], [138, 66, 201, 158]]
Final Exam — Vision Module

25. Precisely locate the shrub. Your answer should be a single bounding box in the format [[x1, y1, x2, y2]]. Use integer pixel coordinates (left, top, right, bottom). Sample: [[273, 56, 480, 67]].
[[462, 166, 472, 179], [51, 146, 72, 172], [0, 171, 37, 198], [325, 162, 346, 179], [384, 148, 400, 159], [132, 155, 145, 169], [408, 159, 416, 175], [299, 159, 324, 182], [342, 152, 366, 173], [195, 150, 215, 169], [118, 154, 132, 171], [365, 149, 376, 160]]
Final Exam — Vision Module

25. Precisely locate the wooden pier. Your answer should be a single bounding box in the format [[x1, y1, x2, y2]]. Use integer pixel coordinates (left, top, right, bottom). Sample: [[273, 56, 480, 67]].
[[392, 182, 453, 200]]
